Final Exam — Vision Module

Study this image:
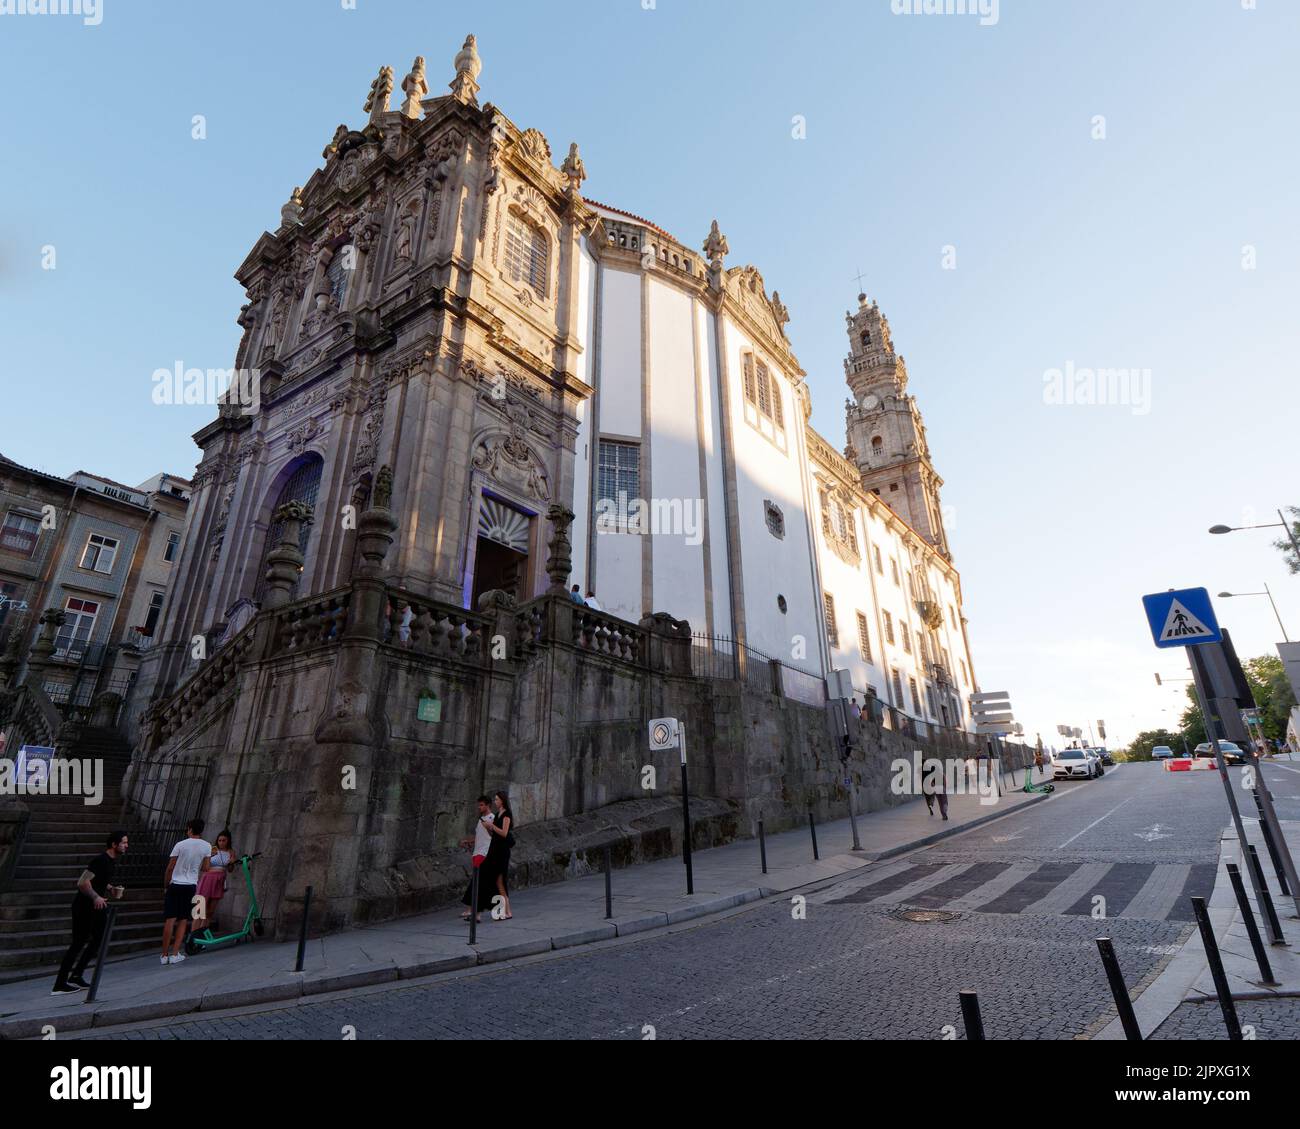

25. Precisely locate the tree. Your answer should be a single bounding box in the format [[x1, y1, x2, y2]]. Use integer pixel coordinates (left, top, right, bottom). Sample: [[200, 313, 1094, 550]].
[[1274, 505, 1300, 575]]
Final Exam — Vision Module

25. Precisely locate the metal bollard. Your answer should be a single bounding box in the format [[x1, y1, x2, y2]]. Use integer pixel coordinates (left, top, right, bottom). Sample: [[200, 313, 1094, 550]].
[[1191, 896, 1242, 1040], [1095, 938, 1142, 1041], [293, 885, 312, 973], [468, 868, 479, 945], [1246, 845, 1285, 944], [958, 990, 985, 1041], [1252, 792, 1291, 897], [604, 845, 613, 920], [808, 810, 819, 861], [85, 905, 118, 1004], [1226, 863, 1277, 986], [758, 818, 768, 875]]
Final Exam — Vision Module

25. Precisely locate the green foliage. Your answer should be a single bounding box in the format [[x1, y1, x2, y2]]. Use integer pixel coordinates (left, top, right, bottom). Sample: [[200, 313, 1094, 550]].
[[1274, 506, 1300, 575], [1177, 654, 1296, 745]]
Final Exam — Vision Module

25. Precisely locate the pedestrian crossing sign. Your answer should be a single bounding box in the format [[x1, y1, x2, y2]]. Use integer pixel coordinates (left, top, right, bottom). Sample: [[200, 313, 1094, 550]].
[[1142, 587, 1222, 649]]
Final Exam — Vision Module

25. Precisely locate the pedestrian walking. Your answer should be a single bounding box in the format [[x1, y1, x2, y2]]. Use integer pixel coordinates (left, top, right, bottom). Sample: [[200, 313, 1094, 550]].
[[51, 830, 128, 995], [921, 760, 949, 821], [459, 796, 496, 923], [161, 819, 211, 965], [192, 829, 236, 936], [482, 790, 515, 920]]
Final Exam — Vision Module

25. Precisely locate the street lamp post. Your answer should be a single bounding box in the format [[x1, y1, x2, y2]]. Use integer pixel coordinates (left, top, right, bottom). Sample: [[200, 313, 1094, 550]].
[[1209, 509, 1300, 562], [1218, 586, 1290, 642]]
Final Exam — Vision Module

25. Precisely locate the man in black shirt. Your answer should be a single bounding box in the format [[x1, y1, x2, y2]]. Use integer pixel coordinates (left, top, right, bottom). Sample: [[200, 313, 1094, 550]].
[[52, 829, 129, 995]]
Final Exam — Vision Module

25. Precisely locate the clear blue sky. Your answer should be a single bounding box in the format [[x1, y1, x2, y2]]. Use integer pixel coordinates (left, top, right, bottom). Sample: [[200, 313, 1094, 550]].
[[3, 0, 1298, 746]]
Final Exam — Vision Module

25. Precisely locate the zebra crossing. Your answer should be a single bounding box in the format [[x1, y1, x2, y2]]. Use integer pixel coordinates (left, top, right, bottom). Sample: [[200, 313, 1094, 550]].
[[822, 857, 1216, 922]]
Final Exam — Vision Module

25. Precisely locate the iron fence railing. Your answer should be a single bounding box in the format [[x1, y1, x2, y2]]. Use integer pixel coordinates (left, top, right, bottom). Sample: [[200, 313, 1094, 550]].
[[115, 754, 211, 884]]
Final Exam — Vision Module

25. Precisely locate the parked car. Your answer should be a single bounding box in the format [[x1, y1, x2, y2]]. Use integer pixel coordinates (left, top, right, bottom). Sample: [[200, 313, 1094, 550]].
[[1094, 748, 1115, 766], [1193, 741, 1248, 766], [1150, 745, 1175, 760], [1053, 748, 1099, 779]]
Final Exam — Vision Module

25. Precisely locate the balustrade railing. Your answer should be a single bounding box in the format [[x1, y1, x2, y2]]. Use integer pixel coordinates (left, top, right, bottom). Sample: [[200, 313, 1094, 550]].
[[269, 588, 350, 656], [384, 587, 490, 665], [571, 606, 644, 664]]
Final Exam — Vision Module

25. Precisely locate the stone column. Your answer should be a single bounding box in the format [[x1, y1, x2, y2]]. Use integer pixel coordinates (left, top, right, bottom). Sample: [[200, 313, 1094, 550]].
[[545, 504, 575, 595], [24, 608, 64, 686]]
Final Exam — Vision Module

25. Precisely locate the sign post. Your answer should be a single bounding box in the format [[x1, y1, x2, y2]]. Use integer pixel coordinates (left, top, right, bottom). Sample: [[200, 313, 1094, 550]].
[[1143, 587, 1281, 941], [970, 691, 1014, 797], [650, 717, 692, 895]]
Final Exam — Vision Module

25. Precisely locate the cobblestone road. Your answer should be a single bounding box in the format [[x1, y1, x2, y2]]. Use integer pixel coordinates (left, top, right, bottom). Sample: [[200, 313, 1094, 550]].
[[76, 762, 1300, 1040]]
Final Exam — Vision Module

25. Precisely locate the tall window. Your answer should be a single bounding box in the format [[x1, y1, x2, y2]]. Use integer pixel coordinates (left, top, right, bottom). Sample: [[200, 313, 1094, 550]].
[[873, 545, 883, 574], [883, 610, 895, 645], [254, 455, 324, 604], [596, 440, 640, 516], [164, 530, 181, 562], [54, 597, 99, 660], [908, 677, 920, 714], [890, 557, 900, 586], [856, 612, 872, 662], [80, 533, 119, 575], [326, 245, 354, 308], [504, 213, 548, 297], [143, 591, 166, 636], [891, 668, 903, 706], [902, 626, 912, 654], [1, 510, 40, 557], [742, 354, 784, 431], [824, 593, 838, 647]]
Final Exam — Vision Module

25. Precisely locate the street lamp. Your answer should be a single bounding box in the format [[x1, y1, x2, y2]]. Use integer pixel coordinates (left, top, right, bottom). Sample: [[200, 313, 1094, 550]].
[[1209, 509, 1300, 561], [1218, 585, 1290, 642]]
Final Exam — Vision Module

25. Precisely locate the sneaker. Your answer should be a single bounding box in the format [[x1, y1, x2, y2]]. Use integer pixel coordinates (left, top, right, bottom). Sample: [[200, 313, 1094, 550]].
[[169, 953, 186, 964], [51, 984, 82, 995], [67, 976, 92, 990], [160, 955, 170, 965]]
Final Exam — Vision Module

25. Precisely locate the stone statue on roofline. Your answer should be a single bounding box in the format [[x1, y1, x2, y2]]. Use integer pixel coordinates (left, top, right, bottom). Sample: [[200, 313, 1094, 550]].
[[400, 56, 428, 119], [449, 34, 482, 105], [365, 65, 394, 124]]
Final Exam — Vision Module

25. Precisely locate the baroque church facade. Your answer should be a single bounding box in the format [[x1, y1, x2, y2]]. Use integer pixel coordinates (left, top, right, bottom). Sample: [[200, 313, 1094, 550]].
[[135, 33, 979, 737]]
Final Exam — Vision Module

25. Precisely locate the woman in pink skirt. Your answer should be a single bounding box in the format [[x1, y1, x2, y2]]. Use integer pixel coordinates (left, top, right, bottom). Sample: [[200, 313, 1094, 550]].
[[193, 829, 236, 935]]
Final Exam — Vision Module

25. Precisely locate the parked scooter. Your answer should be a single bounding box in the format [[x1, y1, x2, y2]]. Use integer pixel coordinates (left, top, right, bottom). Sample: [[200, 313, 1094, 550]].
[[186, 852, 265, 955]]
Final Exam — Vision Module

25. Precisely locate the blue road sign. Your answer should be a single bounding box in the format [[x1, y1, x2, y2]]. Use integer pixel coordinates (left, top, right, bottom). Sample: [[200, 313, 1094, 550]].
[[1142, 587, 1223, 649]]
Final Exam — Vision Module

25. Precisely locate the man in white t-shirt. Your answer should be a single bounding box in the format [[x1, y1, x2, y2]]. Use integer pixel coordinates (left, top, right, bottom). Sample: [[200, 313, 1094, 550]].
[[161, 819, 211, 965]]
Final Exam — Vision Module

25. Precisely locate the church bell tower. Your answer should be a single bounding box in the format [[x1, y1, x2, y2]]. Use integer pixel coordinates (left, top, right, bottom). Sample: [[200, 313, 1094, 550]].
[[843, 293, 951, 559]]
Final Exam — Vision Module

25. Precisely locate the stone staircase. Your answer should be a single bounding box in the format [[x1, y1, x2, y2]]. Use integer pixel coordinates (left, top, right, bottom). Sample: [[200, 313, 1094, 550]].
[[0, 729, 164, 984]]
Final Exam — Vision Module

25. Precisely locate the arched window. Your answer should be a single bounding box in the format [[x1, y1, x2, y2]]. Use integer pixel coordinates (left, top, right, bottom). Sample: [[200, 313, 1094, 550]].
[[860, 331, 871, 347], [871, 435, 883, 452], [504, 212, 549, 297], [326, 245, 354, 309], [253, 454, 324, 605]]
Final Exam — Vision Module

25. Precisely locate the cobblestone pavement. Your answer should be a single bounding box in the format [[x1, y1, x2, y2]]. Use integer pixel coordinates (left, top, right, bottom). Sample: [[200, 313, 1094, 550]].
[[75, 762, 1298, 1040], [1150, 996, 1300, 1040]]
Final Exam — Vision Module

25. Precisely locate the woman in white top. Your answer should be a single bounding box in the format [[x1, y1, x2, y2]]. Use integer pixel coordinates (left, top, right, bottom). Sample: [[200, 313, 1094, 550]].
[[193, 829, 237, 936]]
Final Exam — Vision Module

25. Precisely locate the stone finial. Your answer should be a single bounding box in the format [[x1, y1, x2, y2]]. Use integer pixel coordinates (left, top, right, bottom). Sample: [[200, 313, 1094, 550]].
[[365, 65, 395, 124], [770, 291, 790, 335], [560, 142, 587, 196], [449, 34, 481, 105], [544, 504, 576, 595], [262, 503, 314, 610], [703, 220, 729, 291], [399, 56, 428, 119], [281, 187, 304, 229]]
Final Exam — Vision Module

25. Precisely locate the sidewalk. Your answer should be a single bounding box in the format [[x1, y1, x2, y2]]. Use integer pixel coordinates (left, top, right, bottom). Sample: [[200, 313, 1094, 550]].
[[1097, 816, 1300, 1040], [0, 782, 1046, 1038]]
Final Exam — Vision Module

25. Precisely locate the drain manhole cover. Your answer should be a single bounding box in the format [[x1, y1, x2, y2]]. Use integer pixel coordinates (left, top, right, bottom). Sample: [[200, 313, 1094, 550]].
[[894, 908, 960, 924]]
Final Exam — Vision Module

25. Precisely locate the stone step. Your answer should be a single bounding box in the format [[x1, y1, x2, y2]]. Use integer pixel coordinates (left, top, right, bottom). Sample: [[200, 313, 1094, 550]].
[[0, 920, 159, 947], [0, 890, 163, 915], [0, 935, 158, 972], [0, 907, 160, 933]]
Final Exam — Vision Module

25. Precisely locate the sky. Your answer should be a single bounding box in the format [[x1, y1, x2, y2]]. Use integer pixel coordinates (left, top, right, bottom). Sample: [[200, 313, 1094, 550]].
[[2, 0, 1298, 749]]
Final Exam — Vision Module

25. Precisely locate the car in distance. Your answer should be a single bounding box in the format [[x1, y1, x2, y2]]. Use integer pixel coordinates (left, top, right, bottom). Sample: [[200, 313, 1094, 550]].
[[1053, 749, 1099, 779], [1193, 741, 1249, 766], [1150, 745, 1175, 760], [1094, 748, 1115, 766]]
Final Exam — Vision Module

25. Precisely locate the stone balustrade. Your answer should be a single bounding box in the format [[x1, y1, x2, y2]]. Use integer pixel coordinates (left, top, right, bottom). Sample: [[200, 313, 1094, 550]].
[[269, 588, 351, 655], [384, 587, 489, 664]]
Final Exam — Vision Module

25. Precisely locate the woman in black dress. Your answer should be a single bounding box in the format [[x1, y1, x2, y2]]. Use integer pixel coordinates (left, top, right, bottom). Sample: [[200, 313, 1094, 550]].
[[483, 791, 514, 920]]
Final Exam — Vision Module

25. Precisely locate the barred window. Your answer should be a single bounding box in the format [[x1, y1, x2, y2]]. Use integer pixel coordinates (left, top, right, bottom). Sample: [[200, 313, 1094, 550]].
[[902, 626, 912, 654], [891, 668, 903, 705], [505, 213, 549, 297], [908, 677, 920, 714], [856, 612, 872, 662], [883, 610, 895, 645], [824, 592, 838, 647], [597, 440, 640, 513]]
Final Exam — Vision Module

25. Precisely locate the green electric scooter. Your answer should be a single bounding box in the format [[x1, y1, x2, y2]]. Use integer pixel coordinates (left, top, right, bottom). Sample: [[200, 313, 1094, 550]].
[[185, 852, 265, 955]]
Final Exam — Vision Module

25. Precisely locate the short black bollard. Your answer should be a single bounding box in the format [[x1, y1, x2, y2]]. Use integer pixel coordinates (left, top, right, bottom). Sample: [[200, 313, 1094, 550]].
[[1226, 863, 1277, 986], [604, 845, 613, 920], [1191, 896, 1242, 1041], [293, 885, 313, 973], [958, 990, 985, 1041], [758, 818, 768, 875], [1095, 938, 1142, 1041], [1246, 845, 1285, 944], [468, 868, 479, 945], [808, 810, 819, 861], [1252, 793, 1291, 897], [84, 905, 118, 1004]]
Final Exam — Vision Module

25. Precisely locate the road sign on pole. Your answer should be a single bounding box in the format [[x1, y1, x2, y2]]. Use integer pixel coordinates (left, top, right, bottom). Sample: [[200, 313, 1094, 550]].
[[1142, 588, 1223, 649]]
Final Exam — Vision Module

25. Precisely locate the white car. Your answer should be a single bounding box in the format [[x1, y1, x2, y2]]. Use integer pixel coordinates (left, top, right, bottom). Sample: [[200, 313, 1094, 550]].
[[1053, 749, 1100, 779], [1151, 745, 1174, 759]]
